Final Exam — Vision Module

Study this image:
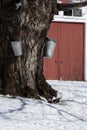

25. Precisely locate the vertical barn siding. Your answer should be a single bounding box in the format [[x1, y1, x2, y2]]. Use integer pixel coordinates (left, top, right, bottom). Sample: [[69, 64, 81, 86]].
[[43, 22, 84, 80], [59, 22, 84, 80], [43, 22, 60, 79]]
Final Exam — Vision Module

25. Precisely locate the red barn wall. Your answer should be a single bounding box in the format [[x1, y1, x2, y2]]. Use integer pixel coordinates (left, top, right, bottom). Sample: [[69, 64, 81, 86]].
[[43, 22, 84, 80], [61, 0, 68, 3]]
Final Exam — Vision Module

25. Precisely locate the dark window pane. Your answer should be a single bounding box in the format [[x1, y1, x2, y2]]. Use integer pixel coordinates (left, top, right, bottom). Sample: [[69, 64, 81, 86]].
[[64, 10, 72, 16]]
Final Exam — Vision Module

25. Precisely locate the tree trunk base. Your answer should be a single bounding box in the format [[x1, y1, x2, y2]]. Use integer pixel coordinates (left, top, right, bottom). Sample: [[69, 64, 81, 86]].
[[1, 79, 57, 102], [0, 71, 57, 102]]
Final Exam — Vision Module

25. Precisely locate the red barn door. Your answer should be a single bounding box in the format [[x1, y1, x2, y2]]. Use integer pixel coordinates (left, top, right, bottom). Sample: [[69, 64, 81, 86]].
[[43, 22, 84, 80]]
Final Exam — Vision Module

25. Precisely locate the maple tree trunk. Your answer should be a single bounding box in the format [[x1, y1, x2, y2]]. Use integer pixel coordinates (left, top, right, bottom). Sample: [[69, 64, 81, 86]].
[[0, 0, 57, 100]]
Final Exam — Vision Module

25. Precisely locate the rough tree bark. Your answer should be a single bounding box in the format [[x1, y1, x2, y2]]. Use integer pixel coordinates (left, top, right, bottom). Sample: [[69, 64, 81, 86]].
[[0, 0, 87, 102], [0, 0, 58, 101]]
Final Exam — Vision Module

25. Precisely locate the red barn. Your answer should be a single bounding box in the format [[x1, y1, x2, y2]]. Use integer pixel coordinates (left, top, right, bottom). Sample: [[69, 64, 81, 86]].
[[43, 3, 87, 81]]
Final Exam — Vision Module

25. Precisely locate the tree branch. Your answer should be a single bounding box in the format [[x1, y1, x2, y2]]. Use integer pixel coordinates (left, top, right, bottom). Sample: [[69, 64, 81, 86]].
[[57, 1, 87, 11]]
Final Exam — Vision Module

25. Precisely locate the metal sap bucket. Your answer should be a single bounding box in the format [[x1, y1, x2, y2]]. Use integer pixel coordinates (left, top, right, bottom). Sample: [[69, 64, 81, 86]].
[[11, 40, 22, 56], [44, 37, 57, 58]]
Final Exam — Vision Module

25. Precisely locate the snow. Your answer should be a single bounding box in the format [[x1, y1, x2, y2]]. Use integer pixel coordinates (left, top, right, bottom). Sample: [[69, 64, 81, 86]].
[[0, 80, 87, 130]]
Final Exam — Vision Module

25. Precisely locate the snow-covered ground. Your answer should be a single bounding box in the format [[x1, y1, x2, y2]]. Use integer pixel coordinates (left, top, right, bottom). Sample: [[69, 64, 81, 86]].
[[0, 80, 87, 130]]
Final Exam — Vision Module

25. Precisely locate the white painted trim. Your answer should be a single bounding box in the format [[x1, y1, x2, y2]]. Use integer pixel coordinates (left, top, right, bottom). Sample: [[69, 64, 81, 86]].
[[53, 15, 87, 81], [53, 15, 87, 23]]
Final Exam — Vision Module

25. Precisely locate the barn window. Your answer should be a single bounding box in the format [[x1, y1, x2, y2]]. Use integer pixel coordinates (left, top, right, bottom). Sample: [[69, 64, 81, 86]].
[[73, 9, 82, 17], [63, 10, 72, 16]]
